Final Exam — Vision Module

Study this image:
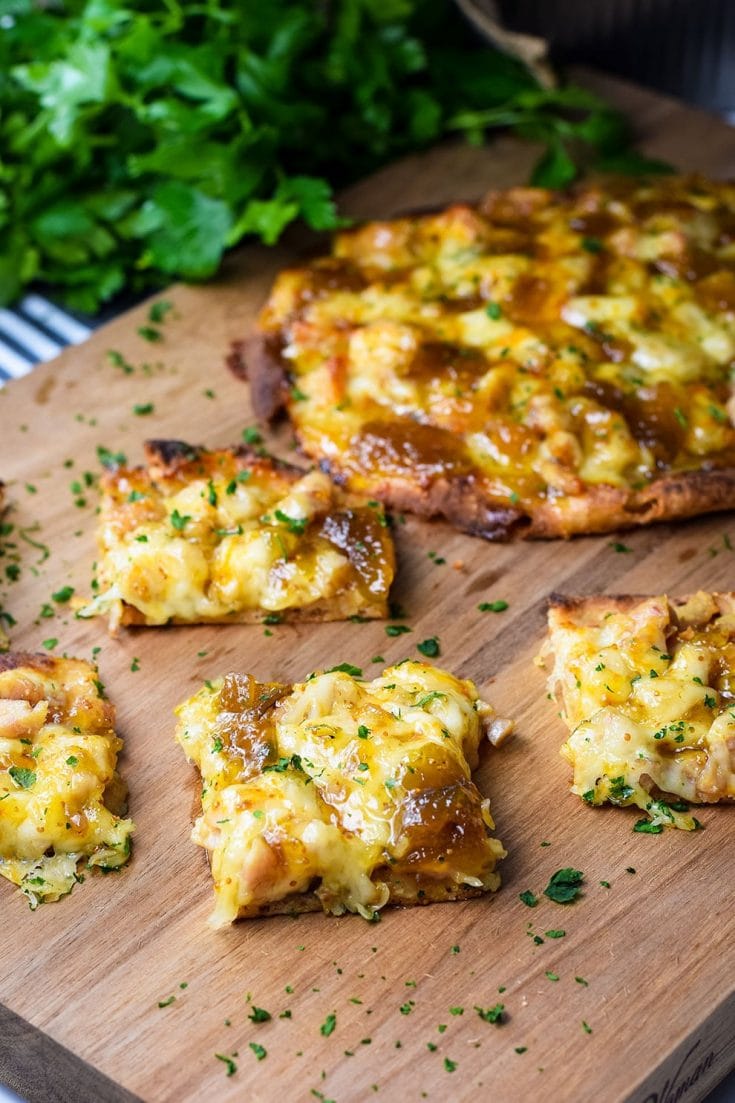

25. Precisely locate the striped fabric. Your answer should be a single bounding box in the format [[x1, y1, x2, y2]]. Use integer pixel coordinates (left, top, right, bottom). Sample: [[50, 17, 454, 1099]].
[[0, 295, 92, 382]]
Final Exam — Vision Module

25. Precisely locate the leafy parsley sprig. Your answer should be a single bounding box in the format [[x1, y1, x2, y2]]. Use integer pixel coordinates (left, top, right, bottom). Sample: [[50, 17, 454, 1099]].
[[0, 1, 666, 310]]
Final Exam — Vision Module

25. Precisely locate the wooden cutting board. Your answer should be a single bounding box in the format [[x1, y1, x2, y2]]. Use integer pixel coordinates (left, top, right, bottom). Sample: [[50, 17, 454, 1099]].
[[1, 70, 734, 1103]]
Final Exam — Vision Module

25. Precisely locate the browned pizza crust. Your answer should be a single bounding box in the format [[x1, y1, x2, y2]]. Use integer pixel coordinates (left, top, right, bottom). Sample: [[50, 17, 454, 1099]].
[[548, 590, 735, 625], [243, 337, 735, 541], [530, 469, 735, 539], [0, 650, 56, 676], [233, 879, 488, 919]]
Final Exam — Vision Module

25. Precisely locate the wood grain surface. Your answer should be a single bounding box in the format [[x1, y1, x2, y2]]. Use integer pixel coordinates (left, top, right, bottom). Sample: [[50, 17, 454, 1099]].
[[1, 70, 734, 1103]]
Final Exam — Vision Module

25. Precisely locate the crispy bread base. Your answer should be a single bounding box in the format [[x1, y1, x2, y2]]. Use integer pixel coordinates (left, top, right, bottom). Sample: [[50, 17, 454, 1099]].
[[547, 590, 735, 628], [0, 651, 56, 676], [233, 881, 488, 920], [117, 595, 388, 627], [240, 335, 735, 541]]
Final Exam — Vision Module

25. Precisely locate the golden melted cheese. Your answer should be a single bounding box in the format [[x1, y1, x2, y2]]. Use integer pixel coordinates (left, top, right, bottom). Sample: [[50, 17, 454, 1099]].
[[0, 652, 133, 907], [175, 661, 509, 926], [79, 442, 394, 629], [258, 176, 735, 536], [541, 592, 735, 830]]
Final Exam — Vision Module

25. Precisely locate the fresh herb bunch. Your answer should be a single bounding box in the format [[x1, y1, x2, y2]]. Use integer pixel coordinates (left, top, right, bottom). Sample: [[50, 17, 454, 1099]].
[[1, 0, 663, 311]]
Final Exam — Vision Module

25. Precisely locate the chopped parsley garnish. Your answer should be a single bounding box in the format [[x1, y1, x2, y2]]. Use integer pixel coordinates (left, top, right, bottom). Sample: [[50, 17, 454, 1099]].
[[157, 995, 176, 1008], [385, 624, 411, 637], [581, 236, 603, 253], [42, 638, 58, 650], [582, 1021, 593, 1034], [51, 586, 74, 603], [170, 509, 191, 531], [212, 737, 224, 753], [415, 691, 446, 708], [357, 725, 371, 739], [132, 402, 154, 416], [443, 1058, 458, 1073], [544, 929, 565, 939], [575, 976, 589, 987], [449, 1006, 463, 1016], [326, 663, 363, 677], [97, 445, 127, 469], [485, 301, 502, 320], [399, 1002, 414, 1015], [633, 819, 663, 834], [215, 1054, 237, 1076], [137, 325, 163, 342], [148, 300, 173, 324], [225, 470, 251, 494], [545, 971, 559, 982], [417, 636, 440, 658], [207, 480, 218, 507], [130, 657, 140, 672], [475, 1003, 504, 1024], [519, 890, 537, 908], [609, 541, 632, 553], [274, 508, 307, 534], [66, 756, 78, 767], [242, 427, 263, 445], [674, 407, 688, 427], [478, 600, 508, 613], [264, 754, 303, 774], [248, 1006, 272, 1023], [107, 350, 134, 374], [543, 867, 584, 904], [320, 1012, 337, 1037], [608, 776, 634, 802], [9, 766, 36, 789]]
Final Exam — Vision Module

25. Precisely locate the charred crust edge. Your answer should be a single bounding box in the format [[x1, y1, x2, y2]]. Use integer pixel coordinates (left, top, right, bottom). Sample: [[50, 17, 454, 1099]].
[[144, 439, 202, 472], [231, 334, 289, 423], [0, 650, 56, 675]]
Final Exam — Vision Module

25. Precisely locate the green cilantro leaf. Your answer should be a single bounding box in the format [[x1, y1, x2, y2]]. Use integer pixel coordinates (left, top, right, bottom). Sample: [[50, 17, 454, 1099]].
[[543, 868, 584, 904], [9, 766, 36, 789]]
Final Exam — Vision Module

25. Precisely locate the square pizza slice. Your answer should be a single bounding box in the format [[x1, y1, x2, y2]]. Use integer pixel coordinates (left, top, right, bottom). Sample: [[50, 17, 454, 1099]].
[[175, 660, 511, 926], [0, 651, 133, 907], [79, 440, 395, 630], [541, 591, 735, 830]]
